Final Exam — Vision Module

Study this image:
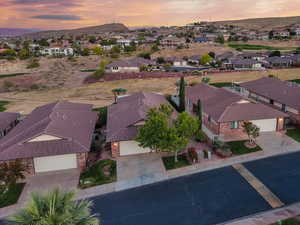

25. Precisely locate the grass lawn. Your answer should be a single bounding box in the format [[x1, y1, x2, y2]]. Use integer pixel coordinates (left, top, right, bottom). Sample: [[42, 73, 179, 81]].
[[270, 218, 300, 225], [0, 73, 29, 79], [0, 183, 25, 208], [79, 160, 116, 189], [286, 128, 300, 142], [80, 69, 97, 72], [228, 43, 296, 51], [289, 79, 300, 84], [210, 82, 232, 88], [227, 141, 262, 156], [162, 154, 191, 170], [0, 100, 10, 112]]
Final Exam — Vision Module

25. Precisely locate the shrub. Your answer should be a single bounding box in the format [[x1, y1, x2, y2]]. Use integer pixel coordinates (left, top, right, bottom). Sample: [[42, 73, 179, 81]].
[[26, 59, 40, 69], [195, 129, 206, 142], [201, 77, 210, 83], [138, 52, 151, 59], [30, 84, 39, 90], [3, 81, 14, 90], [188, 147, 198, 163]]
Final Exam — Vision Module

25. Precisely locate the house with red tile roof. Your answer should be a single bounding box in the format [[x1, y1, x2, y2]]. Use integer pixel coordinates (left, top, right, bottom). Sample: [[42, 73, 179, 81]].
[[107, 92, 173, 157], [185, 83, 287, 142], [239, 77, 300, 125], [0, 101, 98, 174]]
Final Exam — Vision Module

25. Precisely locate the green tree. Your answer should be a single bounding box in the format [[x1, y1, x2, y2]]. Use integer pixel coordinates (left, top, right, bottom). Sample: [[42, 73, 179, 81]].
[[200, 54, 212, 65], [92, 46, 104, 56], [196, 99, 202, 130], [112, 88, 127, 103], [156, 57, 165, 64], [136, 105, 199, 162], [94, 60, 107, 79], [89, 35, 97, 44], [82, 48, 90, 56], [242, 122, 260, 145], [215, 35, 225, 44], [201, 77, 210, 83], [8, 189, 99, 225], [178, 77, 186, 112], [208, 51, 215, 59], [269, 50, 281, 57], [18, 49, 31, 60]]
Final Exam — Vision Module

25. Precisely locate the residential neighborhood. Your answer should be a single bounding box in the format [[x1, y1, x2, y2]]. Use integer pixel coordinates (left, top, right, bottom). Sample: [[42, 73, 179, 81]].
[[2, 3, 300, 225]]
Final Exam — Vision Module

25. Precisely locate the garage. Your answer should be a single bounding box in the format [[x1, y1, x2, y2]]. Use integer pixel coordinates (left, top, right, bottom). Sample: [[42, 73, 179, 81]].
[[250, 119, 277, 132], [34, 154, 77, 173], [119, 141, 151, 156]]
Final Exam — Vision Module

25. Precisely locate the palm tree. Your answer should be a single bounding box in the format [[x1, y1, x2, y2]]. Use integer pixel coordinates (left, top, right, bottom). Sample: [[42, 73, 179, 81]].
[[112, 88, 127, 103], [8, 188, 100, 225]]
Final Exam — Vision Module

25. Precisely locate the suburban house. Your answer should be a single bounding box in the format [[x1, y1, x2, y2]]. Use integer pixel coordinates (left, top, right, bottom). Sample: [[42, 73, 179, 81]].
[[265, 56, 293, 68], [273, 30, 290, 38], [185, 83, 287, 142], [0, 112, 20, 138], [296, 28, 300, 36], [107, 92, 173, 157], [239, 77, 300, 125], [194, 37, 209, 43], [224, 58, 264, 70], [166, 57, 188, 67], [40, 47, 74, 56], [0, 101, 98, 174], [105, 57, 156, 73], [160, 36, 186, 48]]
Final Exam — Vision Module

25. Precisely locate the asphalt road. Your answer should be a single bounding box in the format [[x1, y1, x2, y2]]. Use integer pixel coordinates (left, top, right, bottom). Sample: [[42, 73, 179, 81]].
[[3, 151, 300, 225], [91, 166, 270, 225]]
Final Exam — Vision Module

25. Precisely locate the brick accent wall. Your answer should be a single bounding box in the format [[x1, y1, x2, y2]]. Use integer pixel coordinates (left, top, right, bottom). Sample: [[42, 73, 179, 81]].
[[219, 121, 245, 138], [76, 153, 88, 171], [111, 142, 120, 158], [0, 158, 35, 177]]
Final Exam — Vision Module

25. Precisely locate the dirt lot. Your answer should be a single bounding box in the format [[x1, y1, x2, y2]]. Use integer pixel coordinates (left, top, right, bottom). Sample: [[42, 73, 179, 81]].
[[1, 68, 300, 114]]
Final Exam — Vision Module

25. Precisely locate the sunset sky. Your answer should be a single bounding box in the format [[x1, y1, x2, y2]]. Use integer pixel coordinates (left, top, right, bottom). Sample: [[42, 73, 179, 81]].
[[0, 0, 299, 30]]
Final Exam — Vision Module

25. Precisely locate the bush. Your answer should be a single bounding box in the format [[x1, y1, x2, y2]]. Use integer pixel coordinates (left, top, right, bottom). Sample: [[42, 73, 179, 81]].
[[3, 81, 14, 90], [195, 129, 206, 142], [188, 147, 198, 163], [26, 59, 40, 69], [138, 52, 151, 59], [93, 106, 107, 128]]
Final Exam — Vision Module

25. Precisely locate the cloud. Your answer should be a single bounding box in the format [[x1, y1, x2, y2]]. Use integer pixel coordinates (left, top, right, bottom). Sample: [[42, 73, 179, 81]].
[[31, 14, 82, 20]]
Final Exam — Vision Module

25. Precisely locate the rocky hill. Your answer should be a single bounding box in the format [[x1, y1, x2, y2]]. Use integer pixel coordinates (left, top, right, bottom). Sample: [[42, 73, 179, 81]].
[[21, 23, 129, 39], [211, 16, 300, 30], [0, 28, 40, 37]]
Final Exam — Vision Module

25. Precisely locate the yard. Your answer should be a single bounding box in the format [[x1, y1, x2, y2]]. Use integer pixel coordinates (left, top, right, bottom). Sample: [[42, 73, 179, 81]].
[[286, 128, 300, 142], [162, 154, 191, 170], [228, 141, 262, 155], [79, 160, 116, 189], [0, 100, 10, 112], [228, 43, 297, 51], [271, 218, 300, 225], [0, 183, 25, 208]]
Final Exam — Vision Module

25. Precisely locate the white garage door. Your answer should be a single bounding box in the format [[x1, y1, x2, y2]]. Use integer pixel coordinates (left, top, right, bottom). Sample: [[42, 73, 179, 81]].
[[119, 141, 151, 156], [251, 119, 277, 132], [34, 154, 77, 173]]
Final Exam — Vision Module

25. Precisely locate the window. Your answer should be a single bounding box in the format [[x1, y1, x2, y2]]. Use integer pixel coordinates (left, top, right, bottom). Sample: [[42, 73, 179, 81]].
[[231, 121, 239, 129], [270, 99, 274, 105], [282, 104, 287, 112]]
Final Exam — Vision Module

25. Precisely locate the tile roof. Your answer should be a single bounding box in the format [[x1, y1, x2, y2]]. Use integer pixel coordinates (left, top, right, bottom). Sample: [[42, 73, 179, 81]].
[[0, 101, 98, 161], [240, 77, 300, 111], [0, 112, 20, 131], [106, 92, 170, 142], [186, 83, 287, 122]]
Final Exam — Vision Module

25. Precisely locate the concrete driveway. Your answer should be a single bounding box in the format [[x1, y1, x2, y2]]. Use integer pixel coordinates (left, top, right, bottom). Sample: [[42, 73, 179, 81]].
[[256, 132, 300, 154], [18, 169, 80, 204], [116, 153, 167, 191]]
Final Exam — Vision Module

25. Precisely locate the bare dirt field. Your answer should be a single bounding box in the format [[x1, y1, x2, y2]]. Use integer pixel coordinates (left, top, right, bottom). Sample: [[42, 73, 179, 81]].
[[1, 68, 300, 114]]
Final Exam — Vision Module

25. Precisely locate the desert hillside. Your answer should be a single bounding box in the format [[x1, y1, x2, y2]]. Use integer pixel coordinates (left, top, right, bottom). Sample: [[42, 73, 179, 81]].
[[211, 16, 300, 30]]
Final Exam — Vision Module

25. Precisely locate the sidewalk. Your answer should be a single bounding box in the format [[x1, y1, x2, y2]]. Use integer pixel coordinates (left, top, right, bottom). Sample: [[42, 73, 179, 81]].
[[220, 202, 300, 225]]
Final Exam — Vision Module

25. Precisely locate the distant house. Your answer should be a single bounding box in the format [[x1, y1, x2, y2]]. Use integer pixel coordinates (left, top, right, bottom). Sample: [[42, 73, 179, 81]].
[[0, 101, 98, 174], [273, 30, 290, 38], [239, 77, 300, 125], [105, 57, 156, 73], [0, 112, 20, 137], [224, 58, 264, 70], [40, 47, 74, 56], [188, 55, 201, 64], [215, 52, 234, 61], [186, 83, 287, 142], [166, 57, 188, 67], [265, 56, 293, 68], [194, 37, 209, 43], [160, 36, 186, 48], [237, 53, 265, 61], [295, 28, 300, 36], [107, 92, 174, 157]]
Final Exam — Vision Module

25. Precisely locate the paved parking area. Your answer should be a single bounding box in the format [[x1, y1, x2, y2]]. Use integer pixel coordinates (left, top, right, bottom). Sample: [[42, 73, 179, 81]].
[[244, 151, 300, 205], [91, 166, 271, 225]]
